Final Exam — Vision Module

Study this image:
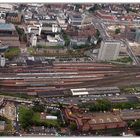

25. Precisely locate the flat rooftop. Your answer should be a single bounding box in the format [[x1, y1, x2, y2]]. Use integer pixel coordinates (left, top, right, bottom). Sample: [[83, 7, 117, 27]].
[[0, 23, 15, 31], [71, 87, 120, 96]]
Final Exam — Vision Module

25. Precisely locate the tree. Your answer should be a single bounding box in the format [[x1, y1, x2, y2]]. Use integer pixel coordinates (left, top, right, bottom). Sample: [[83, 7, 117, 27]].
[[97, 37, 102, 44], [70, 122, 77, 131], [62, 31, 70, 46], [115, 28, 121, 34], [75, 4, 81, 12], [131, 120, 140, 129], [19, 108, 34, 130], [89, 4, 101, 13], [87, 36, 91, 43], [95, 29, 100, 39], [84, 99, 112, 112], [5, 48, 20, 60], [58, 102, 63, 108], [32, 102, 45, 112], [16, 26, 27, 42]]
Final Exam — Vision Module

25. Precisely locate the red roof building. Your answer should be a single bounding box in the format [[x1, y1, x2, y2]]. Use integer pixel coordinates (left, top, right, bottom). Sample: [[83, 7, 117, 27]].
[[63, 105, 127, 132], [96, 11, 116, 21]]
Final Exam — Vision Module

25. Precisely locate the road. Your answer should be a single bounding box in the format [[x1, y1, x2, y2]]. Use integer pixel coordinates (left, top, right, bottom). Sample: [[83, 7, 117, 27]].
[[43, 93, 140, 105], [121, 39, 140, 65], [92, 17, 110, 40], [103, 19, 140, 26], [15, 103, 20, 134]]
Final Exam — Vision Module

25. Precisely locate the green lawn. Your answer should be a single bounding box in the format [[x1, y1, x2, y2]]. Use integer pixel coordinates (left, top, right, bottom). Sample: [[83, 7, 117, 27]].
[[32, 112, 59, 127], [0, 92, 35, 99], [114, 57, 133, 64], [35, 45, 64, 49], [27, 47, 36, 55], [121, 86, 140, 94], [19, 106, 60, 130], [32, 112, 40, 122], [5, 48, 20, 60]]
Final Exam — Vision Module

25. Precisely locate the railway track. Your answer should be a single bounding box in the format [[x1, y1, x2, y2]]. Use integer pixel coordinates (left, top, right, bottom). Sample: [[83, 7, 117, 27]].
[[0, 62, 140, 95]]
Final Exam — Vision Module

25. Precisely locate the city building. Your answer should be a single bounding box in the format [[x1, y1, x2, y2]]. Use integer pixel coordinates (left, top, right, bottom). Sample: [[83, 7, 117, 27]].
[[0, 23, 20, 47], [135, 28, 140, 43], [0, 54, 6, 67], [47, 34, 64, 43], [36, 34, 65, 47], [98, 40, 121, 61], [57, 13, 68, 30], [120, 109, 140, 121], [66, 25, 96, 39], [6, 12, 23, 24], [68, 13, 83, 27], [27, 22, 42, 36], [107, 97, 129, 103], [41, 23, 61, 34], [96, 11, 116, 21], [70, 36, 87, 46], [30, 34, 37, 47], [0, 41, 9, 52], [52, 24, 59, 33], [24, 11, 33, 20], [0, 121, 5, 131], [0, 11, 6, 19], [63, 105, 127, 133], [40, 19, 57, 25], [0, 4, 13, 11], [0, 19, 6, 23]]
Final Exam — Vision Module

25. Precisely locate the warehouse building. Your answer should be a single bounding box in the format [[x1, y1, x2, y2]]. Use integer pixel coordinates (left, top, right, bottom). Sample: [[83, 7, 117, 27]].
[[120, 109, 140, 121], [70, 87, 120, 96], [0, 23, 20, 47]]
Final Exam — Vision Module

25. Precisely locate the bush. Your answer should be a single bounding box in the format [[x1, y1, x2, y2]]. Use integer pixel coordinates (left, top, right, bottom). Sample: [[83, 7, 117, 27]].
[[131, 120, 140, 129], [62, 31, 70, 46], [15, 26, 26, 42], [115, 28, 121, 34], [115, 57, 133, 63], [70, 122, 77, 131], [32, 103, 45, 112], [89, 99, 112, 112], [79, 99, 140, 111], [5, 48, 20, 60]]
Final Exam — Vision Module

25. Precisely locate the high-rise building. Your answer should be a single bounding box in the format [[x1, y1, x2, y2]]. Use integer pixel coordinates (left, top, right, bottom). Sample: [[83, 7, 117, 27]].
[[98, 40, 121, 61], [135, 28, 140, 43]]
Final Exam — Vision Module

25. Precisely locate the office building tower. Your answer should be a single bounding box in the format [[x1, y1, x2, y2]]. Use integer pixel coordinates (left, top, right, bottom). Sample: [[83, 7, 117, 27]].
[[98, 40, 121, 61]]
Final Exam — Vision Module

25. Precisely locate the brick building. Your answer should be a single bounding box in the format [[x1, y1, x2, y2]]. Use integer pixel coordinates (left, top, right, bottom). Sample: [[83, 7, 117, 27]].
[[63, 105, 127, 133], [96, 11, 116, 21], [6, 12, 23, 24]]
